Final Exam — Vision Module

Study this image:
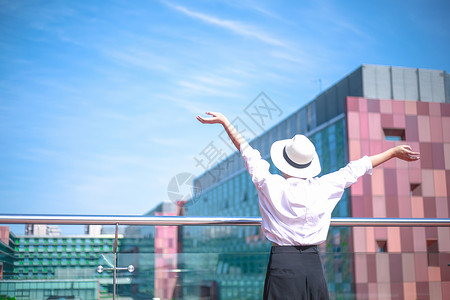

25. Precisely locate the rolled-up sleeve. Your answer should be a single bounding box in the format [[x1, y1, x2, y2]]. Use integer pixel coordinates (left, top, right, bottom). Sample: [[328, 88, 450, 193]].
[[318, 156, 373, 201], [241, 145, 271, 187]]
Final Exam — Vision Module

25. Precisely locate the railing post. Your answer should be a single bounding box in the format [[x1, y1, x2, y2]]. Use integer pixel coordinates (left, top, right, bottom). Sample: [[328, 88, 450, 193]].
[[113, 223, 118, 300]]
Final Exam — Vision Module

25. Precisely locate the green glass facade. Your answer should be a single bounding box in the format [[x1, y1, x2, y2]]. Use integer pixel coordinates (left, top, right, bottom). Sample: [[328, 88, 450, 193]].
[[0, 230, 17, 280], [14, 235, 118, 280], [1, 234, 118, 299], [0, 280, 98, 299], [184, 105, 351, 299]]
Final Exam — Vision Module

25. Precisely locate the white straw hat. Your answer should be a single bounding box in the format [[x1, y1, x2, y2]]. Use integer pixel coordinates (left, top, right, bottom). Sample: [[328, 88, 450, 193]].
[[270, 134, 321, 178]]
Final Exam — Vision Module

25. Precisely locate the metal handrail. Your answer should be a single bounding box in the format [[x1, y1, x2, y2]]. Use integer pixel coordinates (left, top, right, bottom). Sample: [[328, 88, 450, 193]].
[[0, 214, 449, 227]]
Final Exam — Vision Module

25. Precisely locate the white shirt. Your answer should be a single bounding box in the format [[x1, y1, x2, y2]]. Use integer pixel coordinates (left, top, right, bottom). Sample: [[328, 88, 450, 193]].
[[241, 144, 373, 246]]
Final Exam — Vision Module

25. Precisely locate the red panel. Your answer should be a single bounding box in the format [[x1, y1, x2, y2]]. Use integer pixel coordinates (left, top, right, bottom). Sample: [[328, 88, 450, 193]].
[[393, 114, 406, 128], [363, 175, 372, 196], [423, 197, 437, 218], [367, 99, 380, 112], [418, 115, 431, 142], [431, 143, 445, 169], [400, 228, 414, 252], [380, 99, 393, 114], [441, 103, 450, 116], [368, 113, 382, 140], [362, 195, 373, 217], [351, 195, 364, 217], [440, 253, 450, 281], [359, 97, 368, 112], [417, 101, 430, 115], [347, 97, 360, 111], [414, 253, 429, 282], [430, 116, 443, 143], [442, 117, 450, 142], [360, 139, 370, 157], [419, 143, 433, 169], [392, 100, 405, 114], [366, 254, 377, 282], [389, 255, 403, 283], [416, 282, 431, 300], [408, 168, 422, 183], [369, 140, 382, 156], [348, 112, 360, 139], [447, 171, 450, 216], [398, 196, 412, 218], [355, 283, 369, 299], [375, 227, 387, 240], [434, 170, 447, 197], [384, 168, 398, 196], [385, 196, 399, 218], [435, 197, 449, 218], [429, 102, 441, 116], [360, 112, 369, 139], [442, 283, 450, 300], [381, 114, 394, 128], [425, 226, 438, 240]]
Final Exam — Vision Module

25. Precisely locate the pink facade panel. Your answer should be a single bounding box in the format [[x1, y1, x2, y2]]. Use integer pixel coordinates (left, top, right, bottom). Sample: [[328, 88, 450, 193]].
[[347, 97, 450, 299], [371, 169, 385, 196], [348, 112, 360, 139], [429, 102, 441, 116], [365, 227, 376, 253], [433, 170, 447, 197], [403, 282, 417, 300], [392, 100, 404, 114], [404, 101, 417, 115], [402, 253, 416, 282], [444, 144, 450, 169], [376, 254, 390, 283], [368, 113, 382, 140], [414, 253, 429, 282], [442, 117, 450, 142], [379, 99, 393, 114], [421, 169, 435, 197], [387, 228, 401, 253], [418, 115, 431, 142], [430, 116, 443, 143], [392, 114, 405, 128]]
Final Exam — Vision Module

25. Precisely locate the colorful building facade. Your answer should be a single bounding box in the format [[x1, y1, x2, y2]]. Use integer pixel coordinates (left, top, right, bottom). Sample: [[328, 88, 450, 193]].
[[184, 64, 450, 299], [347, 97, 450, 299]]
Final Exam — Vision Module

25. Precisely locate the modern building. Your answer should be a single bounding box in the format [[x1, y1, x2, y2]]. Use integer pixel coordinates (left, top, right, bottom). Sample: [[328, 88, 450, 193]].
[[119, 200, 183, 299], [0, 227, 120, 299], [0, 226, 17, 280], [25, 224, 62, 237], [184, 65, 450, 299]]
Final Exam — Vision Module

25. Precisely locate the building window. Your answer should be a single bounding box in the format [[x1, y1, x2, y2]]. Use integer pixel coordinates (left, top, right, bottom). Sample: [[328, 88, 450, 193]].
[[410, 183, 422, 196], [427, 240, 439, 266], [376, 240, 387, 252], [383, 128, 405, 141]]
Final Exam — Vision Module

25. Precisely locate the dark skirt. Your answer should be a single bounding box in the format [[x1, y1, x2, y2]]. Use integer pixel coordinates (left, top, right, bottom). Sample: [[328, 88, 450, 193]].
[[263, 245, 329, 300]]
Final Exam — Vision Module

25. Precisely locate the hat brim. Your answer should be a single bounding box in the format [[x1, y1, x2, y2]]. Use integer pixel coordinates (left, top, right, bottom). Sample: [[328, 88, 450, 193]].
[[270, 139, 321, 178]]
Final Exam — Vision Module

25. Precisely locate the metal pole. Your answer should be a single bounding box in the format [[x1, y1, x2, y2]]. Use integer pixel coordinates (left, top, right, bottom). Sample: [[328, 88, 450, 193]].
[[0, 214, 449, 227], [113, 223, 118, 300]]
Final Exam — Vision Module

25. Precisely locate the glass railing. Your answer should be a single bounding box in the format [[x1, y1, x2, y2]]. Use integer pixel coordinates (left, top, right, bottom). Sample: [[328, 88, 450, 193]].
[[0, 214, 449, 300]]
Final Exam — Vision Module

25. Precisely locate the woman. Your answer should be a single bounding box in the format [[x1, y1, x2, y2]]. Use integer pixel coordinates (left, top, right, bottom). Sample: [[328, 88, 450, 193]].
[[197, 111, 419, 300]]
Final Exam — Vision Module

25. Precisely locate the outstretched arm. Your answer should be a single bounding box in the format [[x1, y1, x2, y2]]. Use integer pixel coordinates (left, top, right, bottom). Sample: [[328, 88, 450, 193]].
[[370, 145, 420, 168], [196, 112, 249, 152]]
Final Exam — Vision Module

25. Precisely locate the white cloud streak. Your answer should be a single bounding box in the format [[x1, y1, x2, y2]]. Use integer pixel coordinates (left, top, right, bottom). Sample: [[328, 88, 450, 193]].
[[166, 2, 287, 47]]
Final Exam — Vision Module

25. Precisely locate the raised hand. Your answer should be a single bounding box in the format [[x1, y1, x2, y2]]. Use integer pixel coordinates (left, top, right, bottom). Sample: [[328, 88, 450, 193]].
[[392, 145, 420, 161], [196, 112, 227, 125]]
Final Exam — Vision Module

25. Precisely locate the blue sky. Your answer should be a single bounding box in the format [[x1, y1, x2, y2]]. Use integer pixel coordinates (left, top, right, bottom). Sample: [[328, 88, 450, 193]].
[[1, 0, 449, 232]]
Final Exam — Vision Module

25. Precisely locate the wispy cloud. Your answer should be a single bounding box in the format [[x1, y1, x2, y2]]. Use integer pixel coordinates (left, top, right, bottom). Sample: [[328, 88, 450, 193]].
[[165, 2, 287, 47]]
